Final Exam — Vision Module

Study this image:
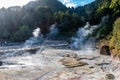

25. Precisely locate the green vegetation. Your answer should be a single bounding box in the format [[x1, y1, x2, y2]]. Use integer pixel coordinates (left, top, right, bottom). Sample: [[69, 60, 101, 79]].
[[109, 18, 120, 55], [54, 11, 82, 37], [0, 0, 67, 41], [13, 26, 32, 42]]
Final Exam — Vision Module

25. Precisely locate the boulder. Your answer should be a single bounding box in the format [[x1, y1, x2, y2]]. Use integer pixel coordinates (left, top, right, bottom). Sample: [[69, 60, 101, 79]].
[[105, 73, 115, 80], [100, 45, 111, 55], [60, 58, 88, 68]]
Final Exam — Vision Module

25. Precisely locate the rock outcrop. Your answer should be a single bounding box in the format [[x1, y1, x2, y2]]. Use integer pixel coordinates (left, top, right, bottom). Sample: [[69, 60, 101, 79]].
[[60, 58, 88, 68], [100, 45, 111, 55]]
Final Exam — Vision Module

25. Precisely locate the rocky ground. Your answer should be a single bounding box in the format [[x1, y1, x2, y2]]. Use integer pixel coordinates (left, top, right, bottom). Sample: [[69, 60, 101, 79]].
[[0, 44, 120, 80]]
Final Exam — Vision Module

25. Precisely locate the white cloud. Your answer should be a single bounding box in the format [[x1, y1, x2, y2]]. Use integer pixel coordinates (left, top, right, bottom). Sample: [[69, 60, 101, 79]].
[[60, 0, 95, 7], [0, 0, 35, 8], [59, 0, 76, 7], [64, 0, 71, 2], [60, 0, 71, 4], [66, 3, 76, 8]]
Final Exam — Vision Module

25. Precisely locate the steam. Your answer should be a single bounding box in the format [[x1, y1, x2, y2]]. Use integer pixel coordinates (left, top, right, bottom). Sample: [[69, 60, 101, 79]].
[[36, 24, 59, 54], [47, 24, 58, 39], [70, 16, 109, 50], [33, 28, 41, 38], [70, 22, 98, 49], [0, 27, 44, 57], [1, 25, 58, 57], [24, 27, 43, 46]]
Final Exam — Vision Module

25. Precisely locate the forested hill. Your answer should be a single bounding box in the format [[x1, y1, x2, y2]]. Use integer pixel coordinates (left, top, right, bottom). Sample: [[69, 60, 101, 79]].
[[0, 0, 120, 43], [24, 0, 67, 12], [0, 0, 67, 41]]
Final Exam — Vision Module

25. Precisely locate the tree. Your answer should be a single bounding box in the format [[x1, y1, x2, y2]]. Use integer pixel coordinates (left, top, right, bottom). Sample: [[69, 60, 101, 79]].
[[13, 26, 32, 42], [34, 6, 54, 35], [54, 11, 82, 37]]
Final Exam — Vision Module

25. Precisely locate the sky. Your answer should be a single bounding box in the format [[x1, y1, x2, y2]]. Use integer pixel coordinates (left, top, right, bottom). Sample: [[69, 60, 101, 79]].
[[0, 0, 35, 8], [59, 0, 95, 7], [0, 0, 95, 8]]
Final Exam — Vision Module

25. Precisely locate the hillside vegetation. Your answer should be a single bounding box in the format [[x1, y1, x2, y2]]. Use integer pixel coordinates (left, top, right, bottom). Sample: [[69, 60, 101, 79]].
[[0, 0, 120, 56], [94, 0, 120, 57]]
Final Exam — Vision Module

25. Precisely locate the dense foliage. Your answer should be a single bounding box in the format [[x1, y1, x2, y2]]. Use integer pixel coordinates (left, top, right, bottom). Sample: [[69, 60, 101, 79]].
[[54, 11, 82, 37], [109, 18, 120, 56], [0, 0, 67, 41], [90, 0, 120, 40]]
